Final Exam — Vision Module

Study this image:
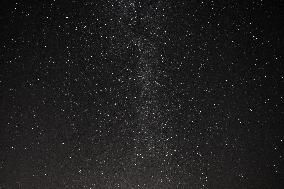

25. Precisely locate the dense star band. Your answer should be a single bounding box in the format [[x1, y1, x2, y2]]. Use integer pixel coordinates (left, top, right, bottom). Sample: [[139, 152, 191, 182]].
[[109, 1, 174, 187]]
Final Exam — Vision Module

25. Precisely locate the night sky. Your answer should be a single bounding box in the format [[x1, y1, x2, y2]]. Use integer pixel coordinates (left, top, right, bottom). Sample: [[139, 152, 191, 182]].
[[0, 0, 283, 188]]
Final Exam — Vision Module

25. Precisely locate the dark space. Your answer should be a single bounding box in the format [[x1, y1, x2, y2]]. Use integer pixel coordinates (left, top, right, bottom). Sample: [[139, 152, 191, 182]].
[[0, 0, 283, 188]]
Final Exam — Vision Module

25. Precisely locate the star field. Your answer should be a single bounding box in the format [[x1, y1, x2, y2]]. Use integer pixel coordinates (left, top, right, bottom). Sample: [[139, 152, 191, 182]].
[[0, 0, 283, 188]]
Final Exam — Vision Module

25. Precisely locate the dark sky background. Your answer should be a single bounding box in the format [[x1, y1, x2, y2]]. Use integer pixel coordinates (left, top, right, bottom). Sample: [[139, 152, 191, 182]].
[[0, 0, 283, 188]]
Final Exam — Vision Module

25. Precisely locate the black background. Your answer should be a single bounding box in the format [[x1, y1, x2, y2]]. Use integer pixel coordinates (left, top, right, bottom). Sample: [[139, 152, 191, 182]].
[[0, 0, 283, 188]]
